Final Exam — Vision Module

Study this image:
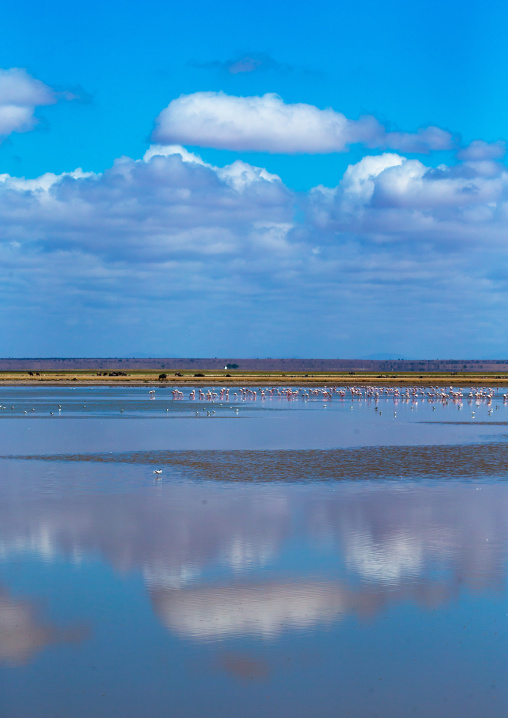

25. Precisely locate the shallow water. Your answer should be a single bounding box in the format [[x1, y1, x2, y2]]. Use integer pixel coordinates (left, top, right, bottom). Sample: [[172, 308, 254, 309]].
[[0, 386, 507, 717]]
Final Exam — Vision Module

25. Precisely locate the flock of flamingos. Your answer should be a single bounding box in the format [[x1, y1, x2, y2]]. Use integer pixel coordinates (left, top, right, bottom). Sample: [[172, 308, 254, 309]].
[[161, 384, 508, 412], [4, 385, 507, 417]]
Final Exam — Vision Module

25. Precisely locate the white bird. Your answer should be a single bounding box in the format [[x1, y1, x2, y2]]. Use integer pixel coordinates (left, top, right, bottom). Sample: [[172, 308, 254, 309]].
[[153, 469, 162, 475]]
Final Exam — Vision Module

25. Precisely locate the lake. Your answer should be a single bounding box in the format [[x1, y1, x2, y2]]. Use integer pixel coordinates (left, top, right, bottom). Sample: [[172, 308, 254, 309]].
[[0, 385, 507, 717]]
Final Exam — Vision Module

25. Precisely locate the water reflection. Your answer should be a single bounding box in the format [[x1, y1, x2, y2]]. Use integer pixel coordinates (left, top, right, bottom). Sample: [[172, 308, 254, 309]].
[[0, 478, 506, 641], [0, 585, 88, 665], [150, 578, 456, 640]]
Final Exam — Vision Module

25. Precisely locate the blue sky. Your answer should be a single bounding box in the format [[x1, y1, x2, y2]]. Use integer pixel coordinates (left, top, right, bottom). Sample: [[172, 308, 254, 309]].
[[1, 0, 508, 357]]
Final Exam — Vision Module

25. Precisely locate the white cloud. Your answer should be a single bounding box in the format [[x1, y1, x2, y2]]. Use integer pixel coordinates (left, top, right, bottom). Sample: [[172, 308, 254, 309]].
[[142, 144, 206, 165], [0, 68, 57, 138], [339, 153, 406, 205], [311, 152, 508, 222], [142, 144, 281, 190], [0, 147, 292, 264], [0, 168, 94, 193], [2, 143, 508, 357], [152, 92, 455, 155], [218, 159, 281, 190]]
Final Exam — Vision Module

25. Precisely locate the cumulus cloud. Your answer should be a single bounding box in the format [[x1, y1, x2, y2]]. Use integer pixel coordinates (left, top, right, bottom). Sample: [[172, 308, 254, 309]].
[[0, 146, 293, 266], [309, 151, 508, 225], [2, 141, 508, 357], [152, 92, 454, 154], [142, 144, 207, 165], [0, 68, 58, 138], [0, 167, 93, 192]]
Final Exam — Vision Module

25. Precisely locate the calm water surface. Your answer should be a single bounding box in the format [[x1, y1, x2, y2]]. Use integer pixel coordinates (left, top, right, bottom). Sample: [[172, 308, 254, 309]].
[[0, 386, 507, 717]]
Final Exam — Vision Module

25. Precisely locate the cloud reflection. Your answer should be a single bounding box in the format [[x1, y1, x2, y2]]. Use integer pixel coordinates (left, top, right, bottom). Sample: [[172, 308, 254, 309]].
[[149, 578, 455, 640], [0, 585, 89, 665], [0, 476, 507, 641]]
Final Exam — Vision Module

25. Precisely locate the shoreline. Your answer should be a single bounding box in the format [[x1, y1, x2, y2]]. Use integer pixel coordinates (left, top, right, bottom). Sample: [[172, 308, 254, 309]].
[[2, 372, 508, 388]]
